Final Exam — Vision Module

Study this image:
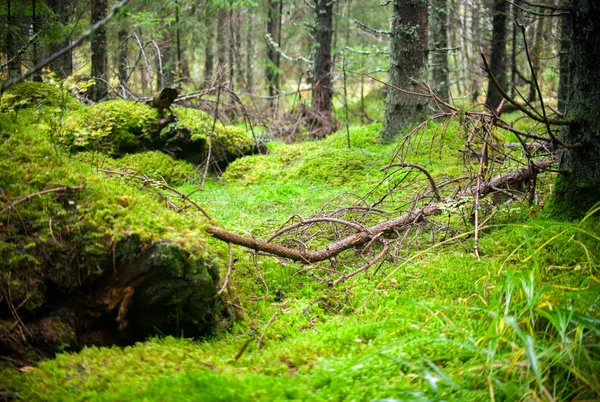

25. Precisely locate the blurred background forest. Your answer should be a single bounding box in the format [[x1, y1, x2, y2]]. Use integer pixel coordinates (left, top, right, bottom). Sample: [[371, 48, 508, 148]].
[[1, 0, 563, 138]]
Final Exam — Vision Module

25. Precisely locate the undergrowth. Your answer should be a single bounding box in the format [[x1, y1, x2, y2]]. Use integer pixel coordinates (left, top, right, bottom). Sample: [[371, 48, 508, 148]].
[[1, 92, 599, 401]]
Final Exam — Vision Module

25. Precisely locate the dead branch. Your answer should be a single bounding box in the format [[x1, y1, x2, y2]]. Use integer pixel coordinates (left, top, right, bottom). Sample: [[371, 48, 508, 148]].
[[257, 311, 279, 349], [205, 160, 551, 265], [99, 169, 213, 221], [381, 162, 442, 201], [0, 186, 83, 217]]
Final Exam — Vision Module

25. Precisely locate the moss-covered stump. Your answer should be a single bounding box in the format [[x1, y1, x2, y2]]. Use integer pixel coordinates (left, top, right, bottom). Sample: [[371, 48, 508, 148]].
[[61, 99, 258, 166], [0, 106, 232, 363], [97, 236, 228, 341]]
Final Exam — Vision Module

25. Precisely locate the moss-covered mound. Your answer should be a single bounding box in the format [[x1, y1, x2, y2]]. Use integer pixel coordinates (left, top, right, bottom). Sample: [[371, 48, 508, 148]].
[[60, 99, 256, 165], [224, 124, 386, 186], [0, 109, 231, 360], [84, 151, 198, 185], [0, 81, 82, 112]]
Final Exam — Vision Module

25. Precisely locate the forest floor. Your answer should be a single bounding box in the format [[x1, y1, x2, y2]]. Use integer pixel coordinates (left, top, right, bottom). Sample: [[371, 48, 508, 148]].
[[1, 96, 599, 401]]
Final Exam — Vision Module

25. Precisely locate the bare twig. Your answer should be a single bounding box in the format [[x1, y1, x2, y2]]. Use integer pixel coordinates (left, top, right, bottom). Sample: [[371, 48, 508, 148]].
[[217, 243, 234, 296], [0, 186, 83, 217], [257, 311, 279, 349], [381, 162, 442, 201]]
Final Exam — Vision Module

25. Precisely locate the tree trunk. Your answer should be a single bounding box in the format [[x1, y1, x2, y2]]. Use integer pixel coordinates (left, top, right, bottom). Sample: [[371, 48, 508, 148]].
[[47, 0, 72, 78], [550, 0, 600, 219], [6, 0, 21, 79], [161, 29, 174, 88], [118, 27, 128, 88], [557, 0, 570, 113], [31, 0, 42, 82], [527, 10, 546, 102], [383, 0, 429, 140], [175, 0, 182, 81], [431, 0, 449, 101], [311, 0, 335, 137], [510, 0, 519, 98], [470, 0, 481, 102], [485, 0, 508, 109], [216, 9, 228, 80], [91, 0, 108, 101], [265, 0, 282, 99], [203, 15, 215, 86], [245, 12, 254, 92]]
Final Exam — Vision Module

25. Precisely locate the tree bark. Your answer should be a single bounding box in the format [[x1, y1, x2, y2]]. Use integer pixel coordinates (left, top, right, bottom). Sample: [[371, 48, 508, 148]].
[[431, 0, 449, 101], [550, 0, 600, 219], [216, 8, 228, 80], [528, 10, 546, 103], [32, 0, 42, 82], [6, 0, 21, 79], [383, 0, 429, 139], [265, 0, 282, 99], [311, 0, 335, 137], [206, 161, 551, 263], [203, 14, 215, 86], [118, 26, 128, 88], [557, 0, 570, 113], [485, 0, 508, 109], [91, 0, 108, 101], [245, 12, 254, 92]]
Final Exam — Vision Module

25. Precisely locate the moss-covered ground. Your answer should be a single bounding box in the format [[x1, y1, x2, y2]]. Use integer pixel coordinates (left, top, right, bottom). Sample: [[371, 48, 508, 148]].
[[1, 85, 599, 401]]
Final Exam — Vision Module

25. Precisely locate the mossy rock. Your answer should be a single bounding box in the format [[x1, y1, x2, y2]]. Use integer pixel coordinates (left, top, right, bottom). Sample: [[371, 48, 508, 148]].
[[0, 81, 82, 112]]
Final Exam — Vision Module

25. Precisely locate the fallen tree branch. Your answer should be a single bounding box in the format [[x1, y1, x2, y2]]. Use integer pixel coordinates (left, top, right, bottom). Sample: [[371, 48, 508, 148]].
[[205, 161, 552, 264]]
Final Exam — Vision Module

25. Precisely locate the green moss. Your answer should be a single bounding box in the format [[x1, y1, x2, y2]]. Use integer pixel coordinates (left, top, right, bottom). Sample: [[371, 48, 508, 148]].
[[61, 100, 160, 154], [173, 106, 255, 161], [0, 81, 81, 112], [224, 124, 388, 187], [548, 174, 600, 220], [0, 110, 214, 316], [81, 151, 197, 185]]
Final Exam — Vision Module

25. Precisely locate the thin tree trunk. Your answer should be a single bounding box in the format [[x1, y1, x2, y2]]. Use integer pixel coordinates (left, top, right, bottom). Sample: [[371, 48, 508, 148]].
[[510, 0, 519, 97], [217, 9, 228, 80], [118, 27, 128, 88], [431, 0, 449, 100], [32, 0, 42, 82], [175, 0, 182, 81], [470, 0, 481, 101], [91, 0, 108, 101], [311, 0, 335, 137], [485, 0, 508, 109], [204, 15, 215, 85], [265, 0, 282, 99], [6, 0, 21, 79], [383, 0, 429, 139], [245, 13, 254, 92], [528, 11, 546, 102]]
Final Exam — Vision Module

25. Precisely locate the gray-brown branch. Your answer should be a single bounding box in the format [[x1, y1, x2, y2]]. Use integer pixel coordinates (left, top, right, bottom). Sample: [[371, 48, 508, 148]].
[[205, 160, 551, 263]]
